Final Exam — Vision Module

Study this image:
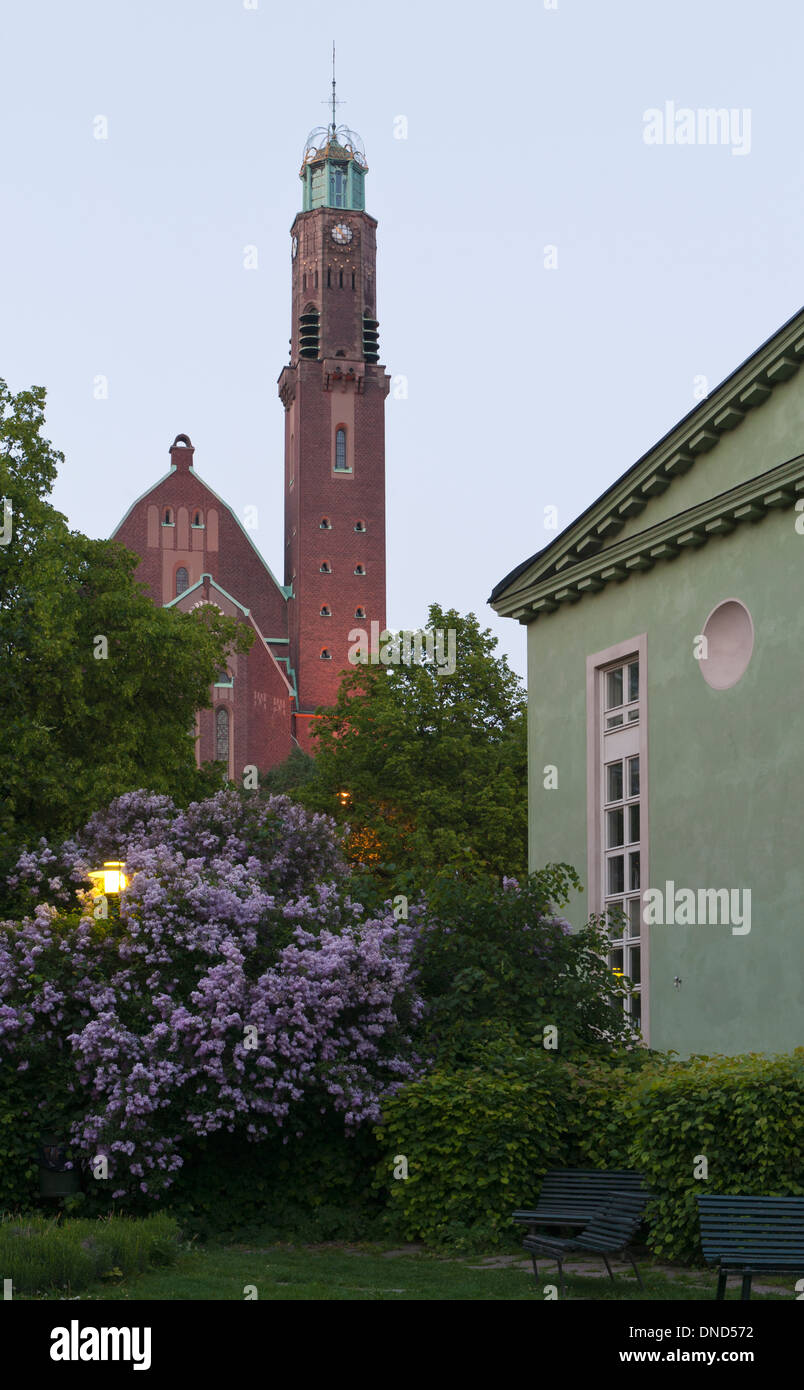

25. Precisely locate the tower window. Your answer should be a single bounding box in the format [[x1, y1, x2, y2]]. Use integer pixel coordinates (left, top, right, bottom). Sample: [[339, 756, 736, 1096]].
[[315, 269, 318, 288], [320, 561, 331, 573], [321, 648, 333, 660], [354, 565, 365, 576], [339, 269, 343, 288], [320, 606, 332, 617], [176, 566, 189, 595], [354, 520, 365, 532], [351, 272, 355, 290], [163, 508, 174, 526], [330, 166, 346, 207], [334, 427, 349, 472], [320, 517, 332, 529], [354, 607, 366, 619], [192, 511, 204, 528], [302, 273, 307, 291], [327, 267, 331, 288], [214, 668, 233, 687], [215, 707, 230, 764]]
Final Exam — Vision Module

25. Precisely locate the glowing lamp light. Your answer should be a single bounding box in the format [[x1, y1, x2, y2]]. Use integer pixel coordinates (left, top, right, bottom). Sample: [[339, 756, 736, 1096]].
[[87, 861, 128, 895], [337, 790, 351, 807]]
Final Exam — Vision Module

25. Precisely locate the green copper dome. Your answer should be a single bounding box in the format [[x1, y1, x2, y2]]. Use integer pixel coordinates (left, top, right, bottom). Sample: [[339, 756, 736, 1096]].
[[300, 125, 367, 212]]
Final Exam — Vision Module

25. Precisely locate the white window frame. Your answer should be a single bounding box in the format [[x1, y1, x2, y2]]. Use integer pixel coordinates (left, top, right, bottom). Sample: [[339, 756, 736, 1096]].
[[586, 633, 650, 1043]]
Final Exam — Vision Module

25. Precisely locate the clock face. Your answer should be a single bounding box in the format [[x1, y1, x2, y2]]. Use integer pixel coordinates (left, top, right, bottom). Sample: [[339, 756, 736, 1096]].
[[291, 235, 298, 259], [331, 223, 353, 246]]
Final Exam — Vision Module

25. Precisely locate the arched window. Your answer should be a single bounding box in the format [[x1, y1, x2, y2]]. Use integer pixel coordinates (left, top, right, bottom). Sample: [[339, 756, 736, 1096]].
[[354, 607, 366, 619], [163, 508, 174, 525], [354, 520, 365, 532], [320, 561, 331, 573], [335, 427, 348, 472], [320, 649, 332, 660], [320, 517, 332, 529], [320, 606, 331, 617], [215, 707, 229, 763], [176, 567, 189, 595], [289, 433, 295, 486], [192, 510, 204, 528], [354, 564, 365, 576]]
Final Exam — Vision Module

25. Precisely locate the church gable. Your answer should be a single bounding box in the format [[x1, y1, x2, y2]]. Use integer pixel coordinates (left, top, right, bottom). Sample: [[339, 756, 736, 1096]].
[[169, 574, 294, 775], [491, 305, 804, 623], [112, 435, 290, 641]]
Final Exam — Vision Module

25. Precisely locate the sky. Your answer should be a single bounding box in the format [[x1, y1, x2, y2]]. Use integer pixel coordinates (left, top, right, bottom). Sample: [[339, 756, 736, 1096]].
[[1, 0, 802, 680]]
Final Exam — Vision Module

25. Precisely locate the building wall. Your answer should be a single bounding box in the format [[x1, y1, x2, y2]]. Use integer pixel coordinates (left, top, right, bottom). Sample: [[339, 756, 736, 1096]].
[[173, 579, 293, 777], [113, 442, 288, 641], [526, 503, 804, 1056]]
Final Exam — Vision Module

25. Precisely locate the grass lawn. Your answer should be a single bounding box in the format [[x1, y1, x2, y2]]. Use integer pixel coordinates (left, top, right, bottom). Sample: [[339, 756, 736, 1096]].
[[24, 1242, 794, 1301]]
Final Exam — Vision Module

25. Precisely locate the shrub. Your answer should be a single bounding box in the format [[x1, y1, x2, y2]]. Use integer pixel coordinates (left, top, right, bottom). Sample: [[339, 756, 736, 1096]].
[[0, 1212, 179, 1295], [624, 1048, 804, 1263], [0, 789, 425, 1203], [374, 1053, 569, 1250]]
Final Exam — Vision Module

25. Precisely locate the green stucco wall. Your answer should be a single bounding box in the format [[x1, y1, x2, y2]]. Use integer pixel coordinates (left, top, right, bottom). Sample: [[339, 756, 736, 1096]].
[[527, 503, 804, 1057]]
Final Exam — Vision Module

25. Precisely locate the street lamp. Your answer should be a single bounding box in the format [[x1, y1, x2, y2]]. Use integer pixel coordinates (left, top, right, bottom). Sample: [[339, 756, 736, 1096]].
[[86, 861, 128, 895]]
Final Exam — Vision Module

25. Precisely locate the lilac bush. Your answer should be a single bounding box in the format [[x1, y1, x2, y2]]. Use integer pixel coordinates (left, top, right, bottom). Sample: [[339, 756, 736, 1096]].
[[0, 790, 424, 1199]]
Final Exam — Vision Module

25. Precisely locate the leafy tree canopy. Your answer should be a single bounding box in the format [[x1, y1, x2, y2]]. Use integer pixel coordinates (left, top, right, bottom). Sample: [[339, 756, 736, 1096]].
[[298, 604, 528, 886], [0, 379, 250, 877]]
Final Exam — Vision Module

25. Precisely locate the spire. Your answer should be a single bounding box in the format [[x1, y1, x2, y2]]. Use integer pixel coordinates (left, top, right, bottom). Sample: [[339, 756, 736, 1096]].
[[300, 49, 368, 210], [330, 42, 338, 137]]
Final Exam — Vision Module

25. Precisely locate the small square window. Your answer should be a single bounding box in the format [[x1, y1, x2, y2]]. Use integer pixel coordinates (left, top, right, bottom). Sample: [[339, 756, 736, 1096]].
[[629, 851, 640, 892], [628, 660, 639, 703], [606, 808, 624, 848], [628, 897, 642, 938], [608, 855, 625, 896], [606, 668, 623, 710], [628, 756, 640, 798], [606, 762, 623, 803]]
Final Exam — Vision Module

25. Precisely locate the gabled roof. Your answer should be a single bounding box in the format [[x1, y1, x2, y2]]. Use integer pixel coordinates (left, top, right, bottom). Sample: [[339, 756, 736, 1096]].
[[163, 573, 250, 615], [166, 574, 295, 699], [490, 303, 804, 622], [112, 465, 292, 602]]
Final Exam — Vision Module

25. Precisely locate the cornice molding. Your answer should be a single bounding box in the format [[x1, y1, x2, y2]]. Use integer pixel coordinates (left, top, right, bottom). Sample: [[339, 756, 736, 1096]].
[[491, 308, 804, 613], [497, 451, 804, 623]]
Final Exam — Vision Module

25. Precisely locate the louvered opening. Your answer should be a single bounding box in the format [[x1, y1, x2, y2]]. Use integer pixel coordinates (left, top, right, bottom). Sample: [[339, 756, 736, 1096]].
[[299, 308, 320, 359], [363, 312, 380, 362]]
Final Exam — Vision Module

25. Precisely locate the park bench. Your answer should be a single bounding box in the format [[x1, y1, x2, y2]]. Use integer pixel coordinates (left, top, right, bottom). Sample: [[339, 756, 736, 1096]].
[[522, 1190, 650, 1296], [696, 1194, 804, 1300], [512, 1167, 649, 1235]]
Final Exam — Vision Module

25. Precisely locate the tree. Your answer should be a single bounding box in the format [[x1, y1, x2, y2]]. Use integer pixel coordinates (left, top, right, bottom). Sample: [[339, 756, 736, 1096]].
[[299, 604, 528, 884], [0, 379, 251, 877]]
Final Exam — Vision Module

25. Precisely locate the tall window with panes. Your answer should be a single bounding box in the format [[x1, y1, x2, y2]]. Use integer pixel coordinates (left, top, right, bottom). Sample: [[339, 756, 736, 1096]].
[[601, 656, 642, 1025]]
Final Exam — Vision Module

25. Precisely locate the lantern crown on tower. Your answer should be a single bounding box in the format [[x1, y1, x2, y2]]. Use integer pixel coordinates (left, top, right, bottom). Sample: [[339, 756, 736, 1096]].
[[299, 45, 368, 211]]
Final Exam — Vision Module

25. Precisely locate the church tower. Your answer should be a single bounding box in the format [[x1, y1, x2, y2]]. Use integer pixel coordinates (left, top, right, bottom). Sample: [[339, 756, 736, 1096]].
[[278, 65, 389, 748]]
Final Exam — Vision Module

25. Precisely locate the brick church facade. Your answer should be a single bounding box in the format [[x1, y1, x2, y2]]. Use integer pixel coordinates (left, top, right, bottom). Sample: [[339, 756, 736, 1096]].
[[111, 110, 389, 779]]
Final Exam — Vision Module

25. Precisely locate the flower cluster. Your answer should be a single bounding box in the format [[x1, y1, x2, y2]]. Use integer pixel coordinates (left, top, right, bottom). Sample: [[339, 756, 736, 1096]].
[[0, 790, 423, 1198]]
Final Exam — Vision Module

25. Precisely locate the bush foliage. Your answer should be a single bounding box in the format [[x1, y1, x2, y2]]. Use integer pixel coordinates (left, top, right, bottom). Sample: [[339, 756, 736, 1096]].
[[624, 1048, 804, 1263]]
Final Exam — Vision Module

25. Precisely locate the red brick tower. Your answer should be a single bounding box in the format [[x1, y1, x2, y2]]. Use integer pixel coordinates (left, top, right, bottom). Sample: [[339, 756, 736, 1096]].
[[278, 86, 389, 749]]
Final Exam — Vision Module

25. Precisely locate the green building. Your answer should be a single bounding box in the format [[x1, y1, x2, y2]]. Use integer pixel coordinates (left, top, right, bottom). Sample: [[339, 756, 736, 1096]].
[[491, 306, 804, 1057]]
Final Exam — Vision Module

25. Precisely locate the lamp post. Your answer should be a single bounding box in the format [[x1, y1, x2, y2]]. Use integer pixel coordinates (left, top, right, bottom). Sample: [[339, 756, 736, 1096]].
[[38, 1137, 81, 1199], [86, 861, 128, 895]]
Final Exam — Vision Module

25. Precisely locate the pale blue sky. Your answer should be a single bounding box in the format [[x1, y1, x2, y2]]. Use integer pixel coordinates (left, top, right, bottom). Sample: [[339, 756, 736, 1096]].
[[1, 0, 802, 679]]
